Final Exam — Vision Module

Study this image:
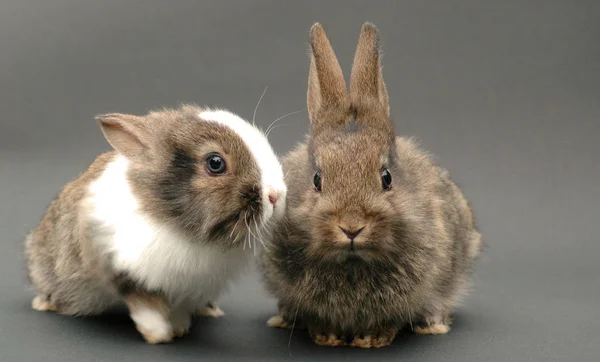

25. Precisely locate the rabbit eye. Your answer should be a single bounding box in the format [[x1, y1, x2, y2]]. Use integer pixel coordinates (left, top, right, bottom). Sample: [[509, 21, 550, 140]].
[[313, 171, 322, 192], [381, 168, 392, 190], [206, 153, 226, 174]]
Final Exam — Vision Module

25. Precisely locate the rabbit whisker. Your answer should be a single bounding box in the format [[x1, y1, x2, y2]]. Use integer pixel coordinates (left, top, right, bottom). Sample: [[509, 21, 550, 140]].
[[243, 211, 251, 250], [266, 124, 289, 138], [288, 304, 300, 356], [253, 218, 263, 252], [252, 86, 268, 126], [283, 169, 294, 182], [265, 109, 305, 136], [230, 214, 242, 239], [246, 218, 259, 247]]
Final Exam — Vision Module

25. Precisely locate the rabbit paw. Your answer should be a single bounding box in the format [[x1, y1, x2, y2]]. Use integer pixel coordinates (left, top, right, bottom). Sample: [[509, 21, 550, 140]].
[[136, 324, 174, 344], [350, 328, 398, 348], [267, 315, 292, 329], [31, 295, 57, 312], [125, 294, 173, 344], [414, 323, 450, 335], [413, 313, 451, 335], [313, 333, 346, 347], [196, 302, 224, 318]]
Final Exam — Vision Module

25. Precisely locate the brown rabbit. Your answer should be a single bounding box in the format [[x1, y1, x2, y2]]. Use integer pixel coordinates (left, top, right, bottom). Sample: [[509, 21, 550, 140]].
[[259, 23, 482, 348], [25, 105, 287, 344]]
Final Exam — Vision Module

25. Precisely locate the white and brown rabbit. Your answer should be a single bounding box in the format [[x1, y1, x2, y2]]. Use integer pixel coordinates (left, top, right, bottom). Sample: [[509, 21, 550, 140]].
[[259, 23, 482, 348], [25, 105, 287, 344]]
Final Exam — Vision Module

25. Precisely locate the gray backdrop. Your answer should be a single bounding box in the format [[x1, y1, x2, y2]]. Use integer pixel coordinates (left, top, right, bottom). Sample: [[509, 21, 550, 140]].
[[1, 1, 599, 361]]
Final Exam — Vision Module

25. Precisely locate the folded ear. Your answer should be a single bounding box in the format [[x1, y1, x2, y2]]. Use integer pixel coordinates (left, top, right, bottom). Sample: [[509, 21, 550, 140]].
[[349, 23, 390, 117], [307, 23, 349, 128], [96, 113, 151, 161]]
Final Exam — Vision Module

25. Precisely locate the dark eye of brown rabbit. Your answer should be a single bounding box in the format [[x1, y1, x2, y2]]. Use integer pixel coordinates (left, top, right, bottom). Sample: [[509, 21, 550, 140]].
[[205, 153, 226, 175], [313, 171, 322, 192], [381, 168, 392, 190]]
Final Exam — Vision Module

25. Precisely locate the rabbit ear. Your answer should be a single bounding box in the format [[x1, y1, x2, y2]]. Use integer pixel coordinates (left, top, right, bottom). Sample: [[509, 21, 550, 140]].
[[307, 23, 349, 129], [96, 113, 151, 161], [349, 23, 390, 117]]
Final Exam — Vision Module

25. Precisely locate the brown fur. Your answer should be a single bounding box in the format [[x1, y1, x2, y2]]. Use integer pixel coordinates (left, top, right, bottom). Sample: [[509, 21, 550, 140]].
[[26, 152, 118, 316], [259, 23, 482, 348], [25, 105, 267, 342]]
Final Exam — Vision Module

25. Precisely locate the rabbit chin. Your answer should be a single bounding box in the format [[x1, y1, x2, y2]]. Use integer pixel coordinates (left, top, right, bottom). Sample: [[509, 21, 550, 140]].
[[330, 248, 382, 264], [310, 239, 384, 264]]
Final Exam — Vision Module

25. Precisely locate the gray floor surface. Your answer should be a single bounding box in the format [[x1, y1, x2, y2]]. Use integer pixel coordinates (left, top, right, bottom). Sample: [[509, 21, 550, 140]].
[[1, 1, 598, 361]]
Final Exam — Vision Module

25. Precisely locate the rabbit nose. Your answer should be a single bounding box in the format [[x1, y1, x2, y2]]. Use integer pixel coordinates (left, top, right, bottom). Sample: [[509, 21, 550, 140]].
[[268, 192, 279, 205], [339, 226, 365, 240]]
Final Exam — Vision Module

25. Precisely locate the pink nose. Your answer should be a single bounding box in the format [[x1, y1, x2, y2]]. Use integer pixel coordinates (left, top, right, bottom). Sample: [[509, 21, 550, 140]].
[[268, 192, 279, 205]]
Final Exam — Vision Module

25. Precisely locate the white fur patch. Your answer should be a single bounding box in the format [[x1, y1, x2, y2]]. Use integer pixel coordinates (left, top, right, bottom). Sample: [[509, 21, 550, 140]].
[[198, 109, 287, 221], [86, 156, 251, 308], [130, 306, 172, 340]]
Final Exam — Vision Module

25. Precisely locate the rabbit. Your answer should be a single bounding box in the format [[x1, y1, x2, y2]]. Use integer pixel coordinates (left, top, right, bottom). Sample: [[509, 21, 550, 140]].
[[24, 104, 287, 344], [259, 23, 483, 349]]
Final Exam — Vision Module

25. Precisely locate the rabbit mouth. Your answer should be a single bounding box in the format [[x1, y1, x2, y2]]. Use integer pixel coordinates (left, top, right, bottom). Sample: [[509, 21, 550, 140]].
[[348, 240, 367, 252], [333, 240, 375, 255], [334, 245, 378, 263]]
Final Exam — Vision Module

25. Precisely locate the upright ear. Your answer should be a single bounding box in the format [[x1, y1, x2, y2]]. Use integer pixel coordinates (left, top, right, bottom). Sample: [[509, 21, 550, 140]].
[[349, 23, 390, 117], [307, 23, 349, 127], [96, 113, 152, 161]]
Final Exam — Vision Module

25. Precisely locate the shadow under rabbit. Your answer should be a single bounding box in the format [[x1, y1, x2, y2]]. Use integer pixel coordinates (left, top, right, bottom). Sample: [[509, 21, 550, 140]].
[[249, 311, 477, 359], [15, 292, 479, 360], [20, 301, 228, 346]]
